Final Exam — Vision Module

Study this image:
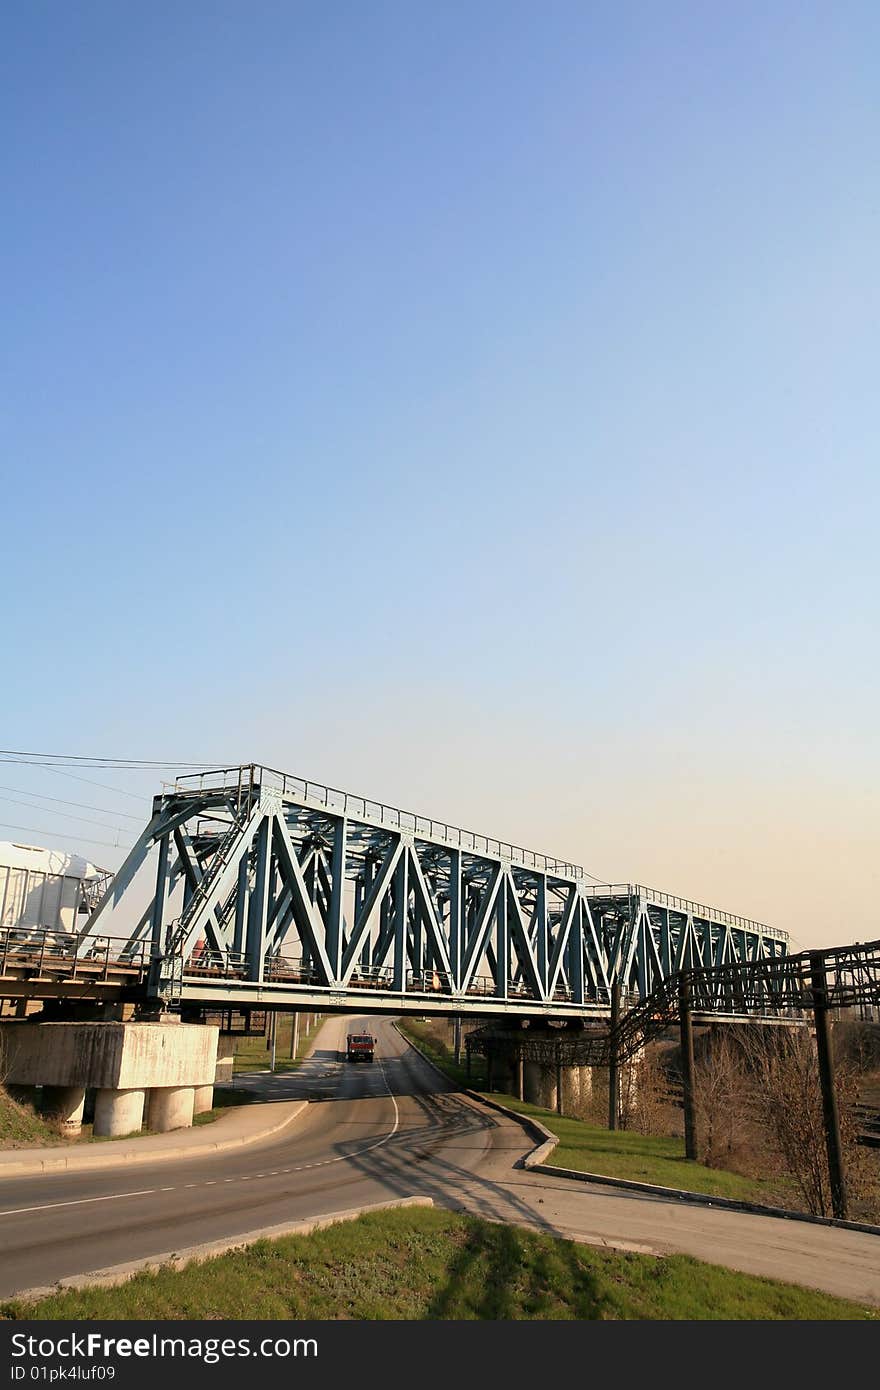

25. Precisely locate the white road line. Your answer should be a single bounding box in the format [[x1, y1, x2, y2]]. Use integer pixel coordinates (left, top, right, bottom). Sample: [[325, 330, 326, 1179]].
[[0, 1188, 158, 1217], [0, 1032, 403, 1219]]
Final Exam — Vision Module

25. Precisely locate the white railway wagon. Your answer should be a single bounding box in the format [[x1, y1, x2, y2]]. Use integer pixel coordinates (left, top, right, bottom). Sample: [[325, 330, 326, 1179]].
[[0, 841, 109, 936]]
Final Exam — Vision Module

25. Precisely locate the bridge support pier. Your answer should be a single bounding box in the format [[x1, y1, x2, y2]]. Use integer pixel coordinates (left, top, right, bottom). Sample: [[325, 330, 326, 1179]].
[[42, 1085, 86, 1136], [94, 1086, 145, 1138], [215, 1036, 235, 1084], [193, 1083, 214, 1114], [560, 1067, 581, 1116], [524, 1060, 557, 1111], [147, 1085, 195, 1133]]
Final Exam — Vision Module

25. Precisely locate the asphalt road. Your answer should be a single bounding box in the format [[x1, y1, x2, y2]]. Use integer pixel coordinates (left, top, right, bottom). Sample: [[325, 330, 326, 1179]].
[[0, 1015, 878, 1306]]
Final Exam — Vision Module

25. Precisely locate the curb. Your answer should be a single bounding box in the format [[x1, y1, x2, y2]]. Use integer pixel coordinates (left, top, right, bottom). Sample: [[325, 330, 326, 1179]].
[[6, 1196, 435, 1305], [395, 1025, 880, 1241], [0, 1101, 309, 1178], [527, 1160, 880, 1237]]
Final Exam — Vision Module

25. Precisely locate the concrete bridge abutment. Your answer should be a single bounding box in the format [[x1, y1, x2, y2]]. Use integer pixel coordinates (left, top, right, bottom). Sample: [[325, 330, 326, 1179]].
[[0, 1020, 218, 1137]]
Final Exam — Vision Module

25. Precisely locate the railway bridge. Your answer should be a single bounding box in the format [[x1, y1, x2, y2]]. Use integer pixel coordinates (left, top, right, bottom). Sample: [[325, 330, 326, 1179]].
[[69, 763, 788, 1020]]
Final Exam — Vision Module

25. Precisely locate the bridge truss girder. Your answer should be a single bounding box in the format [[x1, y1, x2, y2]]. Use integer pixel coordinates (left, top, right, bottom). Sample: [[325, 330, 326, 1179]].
[[79, 766, 787, 1018]]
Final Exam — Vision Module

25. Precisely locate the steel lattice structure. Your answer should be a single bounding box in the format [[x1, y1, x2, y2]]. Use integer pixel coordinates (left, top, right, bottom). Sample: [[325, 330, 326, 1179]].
[[465, 938, 880, 1066], [77, 764, 789, 1019]]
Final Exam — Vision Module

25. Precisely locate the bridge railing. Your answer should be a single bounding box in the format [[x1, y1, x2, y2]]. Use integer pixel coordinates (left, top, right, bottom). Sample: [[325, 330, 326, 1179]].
[[0, 926, 150, 980], [173, 764, 585, 880], [585, 881, 786, 941]]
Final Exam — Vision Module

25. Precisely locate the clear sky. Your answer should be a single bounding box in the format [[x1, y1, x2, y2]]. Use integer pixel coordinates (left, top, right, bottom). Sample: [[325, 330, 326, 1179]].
[[2, 3, 878, 949]]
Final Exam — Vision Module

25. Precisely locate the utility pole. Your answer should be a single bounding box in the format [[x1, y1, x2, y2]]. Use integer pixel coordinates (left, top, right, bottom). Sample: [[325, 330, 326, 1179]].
[[678, 974, 697, 1160], [289, 1010, 299, 1060], [810, 951, 848, 1219], [269, 1011, 277, 1073]]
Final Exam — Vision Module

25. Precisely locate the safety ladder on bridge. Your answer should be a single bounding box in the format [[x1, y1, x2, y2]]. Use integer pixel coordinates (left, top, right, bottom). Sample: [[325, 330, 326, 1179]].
[[159, 811, 252, 1004]]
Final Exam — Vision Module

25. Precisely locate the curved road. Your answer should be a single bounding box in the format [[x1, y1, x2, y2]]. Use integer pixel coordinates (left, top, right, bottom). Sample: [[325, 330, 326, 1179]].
[[0, 1016, 878, 1306]]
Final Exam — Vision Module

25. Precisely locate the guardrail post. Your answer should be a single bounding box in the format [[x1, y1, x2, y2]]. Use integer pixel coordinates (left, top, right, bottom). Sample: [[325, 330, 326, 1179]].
[[608, 980, 620, 1131], [809, 951, 848, 1220], [679, 974, 698, 1160]]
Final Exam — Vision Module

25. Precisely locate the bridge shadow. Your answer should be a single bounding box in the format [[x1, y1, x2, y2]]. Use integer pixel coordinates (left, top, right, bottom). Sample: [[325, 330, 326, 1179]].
[[331, 1082, 607, 1317]]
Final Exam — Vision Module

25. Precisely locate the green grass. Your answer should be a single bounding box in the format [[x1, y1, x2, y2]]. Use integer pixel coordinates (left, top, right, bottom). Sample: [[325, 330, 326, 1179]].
[[232, 1013, 326, 1074], [1, 1207, 872, 1321], [485, 1094, 784, 1204], [398, 1019, 784, 1206], [397, 1018, 490, 1090], [0, 1089, 61, 1148]]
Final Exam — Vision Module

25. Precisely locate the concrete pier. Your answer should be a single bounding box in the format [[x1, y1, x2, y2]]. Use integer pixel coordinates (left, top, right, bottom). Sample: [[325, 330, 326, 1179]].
[[215, 1035, 235, 1084], [41, 1085, 86, 1135], [193, 1083, 214, 1115], [0, 1020, 219, 1136], [560, 1067, 581, 1116], [94, 1087, 146, 1137], [524, 1060, 558, 1111], [147, 1085, 195, 1133]]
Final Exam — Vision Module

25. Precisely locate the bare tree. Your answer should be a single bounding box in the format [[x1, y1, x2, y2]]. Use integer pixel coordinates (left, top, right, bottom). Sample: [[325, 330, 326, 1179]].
[[693, 1029, 751, 1169], [740, 1026, 873, 1217]]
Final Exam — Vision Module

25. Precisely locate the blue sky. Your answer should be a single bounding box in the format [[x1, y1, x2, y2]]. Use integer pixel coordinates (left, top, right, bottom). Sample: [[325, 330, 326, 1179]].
[[2, 3, 878, 945]]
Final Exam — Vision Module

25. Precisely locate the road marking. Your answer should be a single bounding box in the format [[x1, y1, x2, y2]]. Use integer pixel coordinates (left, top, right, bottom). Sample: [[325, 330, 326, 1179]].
[[0, 1189, 158, 1217], [0, 1025, 403, 1219]]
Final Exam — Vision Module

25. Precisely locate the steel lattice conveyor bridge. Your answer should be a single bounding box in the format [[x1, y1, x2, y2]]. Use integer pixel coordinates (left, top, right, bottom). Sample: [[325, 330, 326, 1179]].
[[29, 762, 786, 1021]]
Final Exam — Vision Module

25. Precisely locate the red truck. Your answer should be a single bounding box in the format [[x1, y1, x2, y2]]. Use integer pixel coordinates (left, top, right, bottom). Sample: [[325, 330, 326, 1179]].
[[345, 1032, 376, 1063]]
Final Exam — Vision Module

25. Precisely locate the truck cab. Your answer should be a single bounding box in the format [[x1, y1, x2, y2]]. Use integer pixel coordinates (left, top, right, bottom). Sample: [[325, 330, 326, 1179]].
[[345, 1032, 376, 1062]]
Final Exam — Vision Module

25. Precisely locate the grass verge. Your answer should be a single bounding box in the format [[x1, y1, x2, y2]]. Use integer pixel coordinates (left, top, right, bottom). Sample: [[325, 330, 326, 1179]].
[[1, 1206, 872, 1321], [232, 1013, 326, 1075], [397, 1019, 785, 1206]]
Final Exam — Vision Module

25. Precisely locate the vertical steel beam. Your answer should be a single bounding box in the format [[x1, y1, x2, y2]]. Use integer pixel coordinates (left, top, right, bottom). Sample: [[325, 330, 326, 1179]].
[[246, 817, 270, 984], [326, 819, 347, 983], [393, 849, 408, 991], [810, 951, 848, 1219], [517, 1051, 524, 1101], [233, 854, 249, 958], [535, 876, 548, 996], [556, 1047, 563, 1116], [147, 832, 171, 992], [495, 874, 508, 999], [608, 979, 620, 1131], [679, 974, 698, 1160], [449, 849, 462, 991]]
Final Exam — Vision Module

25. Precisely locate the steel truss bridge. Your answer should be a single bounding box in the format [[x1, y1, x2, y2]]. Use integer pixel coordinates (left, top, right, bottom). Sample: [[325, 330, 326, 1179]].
[[465, 938, 880, 1068], [25, 762, 788, 1021]]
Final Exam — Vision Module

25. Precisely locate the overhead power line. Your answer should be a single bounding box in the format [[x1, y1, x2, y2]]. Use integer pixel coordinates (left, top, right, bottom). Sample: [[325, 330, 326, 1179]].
[[0, 794, 133, 834], [0, 821, 128, 852], [0, 749, 221, 767], [0, 783, 142, 821]]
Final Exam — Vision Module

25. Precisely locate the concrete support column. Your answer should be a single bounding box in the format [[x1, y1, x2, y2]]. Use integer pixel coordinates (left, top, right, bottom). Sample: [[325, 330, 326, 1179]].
[[93, 1087, 145, 1138], [561, 1067, 581, 1116], [576, 1065, 593, 1104], [147, 1086, 195, 1133], [42, 1085, 86, 1136], [192, 1083, 214, 1115], [523, 1060, 542, 1106], [215, 1035, 235, 1084], [538, 1068, 558, 1113]]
